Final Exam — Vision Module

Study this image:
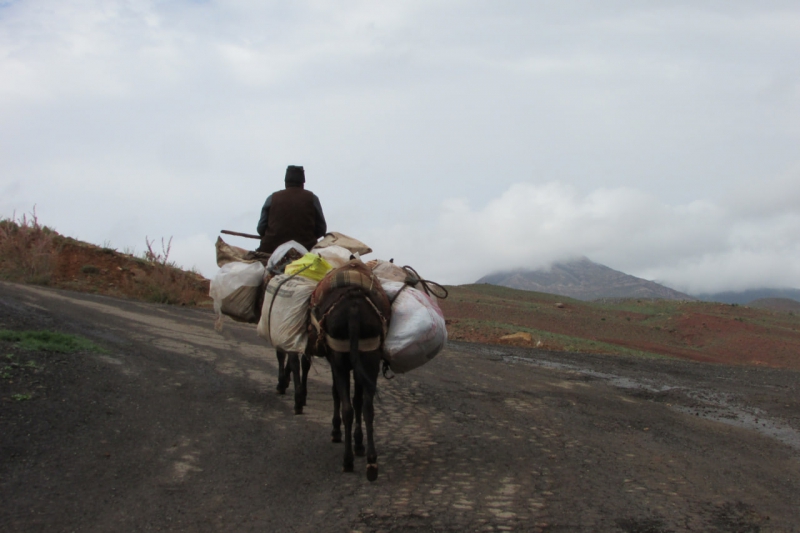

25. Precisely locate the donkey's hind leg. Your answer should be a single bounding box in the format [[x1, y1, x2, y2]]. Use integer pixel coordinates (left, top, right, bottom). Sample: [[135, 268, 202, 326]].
[[362, 352, 382, 482], [276, 349, 289, 395], [287, 352, 304, 415], [300, 353, 311, 407], [331, 360, 354, 472], [329, 357, 342, 443], [353, 378, 365, 457]]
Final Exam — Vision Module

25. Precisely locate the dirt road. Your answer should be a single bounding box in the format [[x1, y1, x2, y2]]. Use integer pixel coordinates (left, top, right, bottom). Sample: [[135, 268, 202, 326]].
[[1, 282, 798, 532]]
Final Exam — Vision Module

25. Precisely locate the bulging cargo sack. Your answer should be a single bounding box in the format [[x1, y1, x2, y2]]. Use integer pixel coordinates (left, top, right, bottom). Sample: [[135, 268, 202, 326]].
[[309, 259, 392, 356], [312, 232, 372, 255], [257, 274, 317, 352], [285, 253, 333, 282], [382, 282, 447, 373], [209, 261, 266, 325]]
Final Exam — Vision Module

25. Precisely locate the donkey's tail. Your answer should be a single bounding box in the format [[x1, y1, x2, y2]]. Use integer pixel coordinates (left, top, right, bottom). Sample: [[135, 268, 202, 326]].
[[349, 303, 376, 395]]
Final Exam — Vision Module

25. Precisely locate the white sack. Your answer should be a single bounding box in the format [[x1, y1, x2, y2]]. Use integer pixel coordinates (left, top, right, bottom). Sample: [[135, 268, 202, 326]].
[[257, 274, 317, 352], [209, 262, 266, 323], [314, 245, 354, 269], [383, 284, 447, 373]]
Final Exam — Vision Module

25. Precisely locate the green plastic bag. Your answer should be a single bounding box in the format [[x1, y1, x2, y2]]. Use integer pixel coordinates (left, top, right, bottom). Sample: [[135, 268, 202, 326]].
[[284, 253, 333, 282]]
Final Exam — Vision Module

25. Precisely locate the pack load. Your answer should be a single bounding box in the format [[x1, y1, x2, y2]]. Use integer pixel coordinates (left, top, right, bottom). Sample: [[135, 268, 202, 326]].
[[212, 231, 449, 374], [209, 261, 266, 326], [380, 280, 448, 373], [257, 274, 318, 352], [210, 238, 306, 329], [309, 258, 448, 372], [311, 259, 392, 314], [309, 259, 392, 353]]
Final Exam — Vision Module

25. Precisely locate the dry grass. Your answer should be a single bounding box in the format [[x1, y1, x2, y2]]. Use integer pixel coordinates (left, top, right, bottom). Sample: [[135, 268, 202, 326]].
[[144, 236, 174, 266], [136, 262, 208, 305], [0, 210, 210, 307], [0, 210, 60, 285]]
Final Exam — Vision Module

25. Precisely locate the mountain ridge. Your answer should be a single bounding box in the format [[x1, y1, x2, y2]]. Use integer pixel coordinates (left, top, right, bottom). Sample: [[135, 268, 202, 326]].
[[477, 257, 693, 301]]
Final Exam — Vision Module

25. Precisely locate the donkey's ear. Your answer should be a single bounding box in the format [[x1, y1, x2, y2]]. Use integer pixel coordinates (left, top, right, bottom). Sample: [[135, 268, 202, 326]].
[[350, 254, 356, 260]]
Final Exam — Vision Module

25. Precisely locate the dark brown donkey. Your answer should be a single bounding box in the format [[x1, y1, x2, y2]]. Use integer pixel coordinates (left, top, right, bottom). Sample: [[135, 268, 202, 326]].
[[310, 260, 391, 481]]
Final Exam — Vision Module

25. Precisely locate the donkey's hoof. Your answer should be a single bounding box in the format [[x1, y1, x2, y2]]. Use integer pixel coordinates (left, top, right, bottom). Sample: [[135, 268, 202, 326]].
[[343, 463, 354, 473], [276, 387, 286, 395], [294, 406, 303, 415], [354, 445, 365, 457], [366, 464, 378, 482], [331, 434, 342, 443]]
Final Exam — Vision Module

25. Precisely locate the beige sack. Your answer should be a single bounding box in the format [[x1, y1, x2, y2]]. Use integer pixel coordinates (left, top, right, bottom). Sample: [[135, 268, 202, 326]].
[[371, 260, 409, 283], [209, 261, 266, 325], [257, 274, 317, 352], [312, 232, 372, 256], [314, 245, 354, 268], [220, 285, 261, 323], [215, 236, 272, 268], [216, 237, 256, 267]]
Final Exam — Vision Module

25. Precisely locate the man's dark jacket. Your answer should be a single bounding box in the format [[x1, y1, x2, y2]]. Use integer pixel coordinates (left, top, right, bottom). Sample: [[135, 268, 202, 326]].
[[257, 187, 327, 253]]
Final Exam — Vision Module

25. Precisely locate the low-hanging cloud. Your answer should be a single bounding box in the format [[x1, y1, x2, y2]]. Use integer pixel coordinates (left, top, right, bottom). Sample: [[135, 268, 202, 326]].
[[365, 182, 800, 294]]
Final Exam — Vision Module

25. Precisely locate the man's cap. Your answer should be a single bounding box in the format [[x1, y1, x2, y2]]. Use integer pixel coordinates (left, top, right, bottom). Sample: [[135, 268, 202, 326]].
[[285, 165, 305, 184]]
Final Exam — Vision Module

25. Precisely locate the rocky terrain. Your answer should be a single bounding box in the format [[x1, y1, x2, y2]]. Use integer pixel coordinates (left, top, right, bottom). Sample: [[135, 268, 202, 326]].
[[2, 281, 799, 532]]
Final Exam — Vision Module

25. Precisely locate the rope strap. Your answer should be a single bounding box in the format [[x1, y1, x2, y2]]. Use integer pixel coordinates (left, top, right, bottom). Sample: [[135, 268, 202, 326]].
[[402, 265, 449, 299], [325, 334, 381, 353]]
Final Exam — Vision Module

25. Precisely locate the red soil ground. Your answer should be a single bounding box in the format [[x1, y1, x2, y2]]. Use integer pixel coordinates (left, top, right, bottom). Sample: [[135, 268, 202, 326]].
[[439, 284, 800, 370], [9, 232, 800, 370], [38, 238, 209, 306]]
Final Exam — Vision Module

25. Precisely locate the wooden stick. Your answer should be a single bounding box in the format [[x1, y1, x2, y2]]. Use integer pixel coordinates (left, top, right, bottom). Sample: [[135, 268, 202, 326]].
[[220, 230, 261, 239]]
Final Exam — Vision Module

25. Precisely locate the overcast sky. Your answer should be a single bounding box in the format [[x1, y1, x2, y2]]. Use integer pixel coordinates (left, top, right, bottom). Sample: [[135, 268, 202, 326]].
[[2, 1, 799, 294]]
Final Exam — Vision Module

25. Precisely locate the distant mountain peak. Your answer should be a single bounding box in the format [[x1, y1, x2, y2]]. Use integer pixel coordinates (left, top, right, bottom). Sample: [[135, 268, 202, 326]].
[[477, 258, 693, 301]]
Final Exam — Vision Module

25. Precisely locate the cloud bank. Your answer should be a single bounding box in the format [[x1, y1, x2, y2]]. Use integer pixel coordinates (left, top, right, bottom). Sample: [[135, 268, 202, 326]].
[[364, 180, 800, 294], [1, 1, 799, 294]]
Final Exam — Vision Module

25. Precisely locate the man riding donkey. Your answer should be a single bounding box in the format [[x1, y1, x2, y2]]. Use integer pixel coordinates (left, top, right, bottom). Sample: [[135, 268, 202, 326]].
[[258, 165, 327, 401], [257, 165, 327, 255]]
